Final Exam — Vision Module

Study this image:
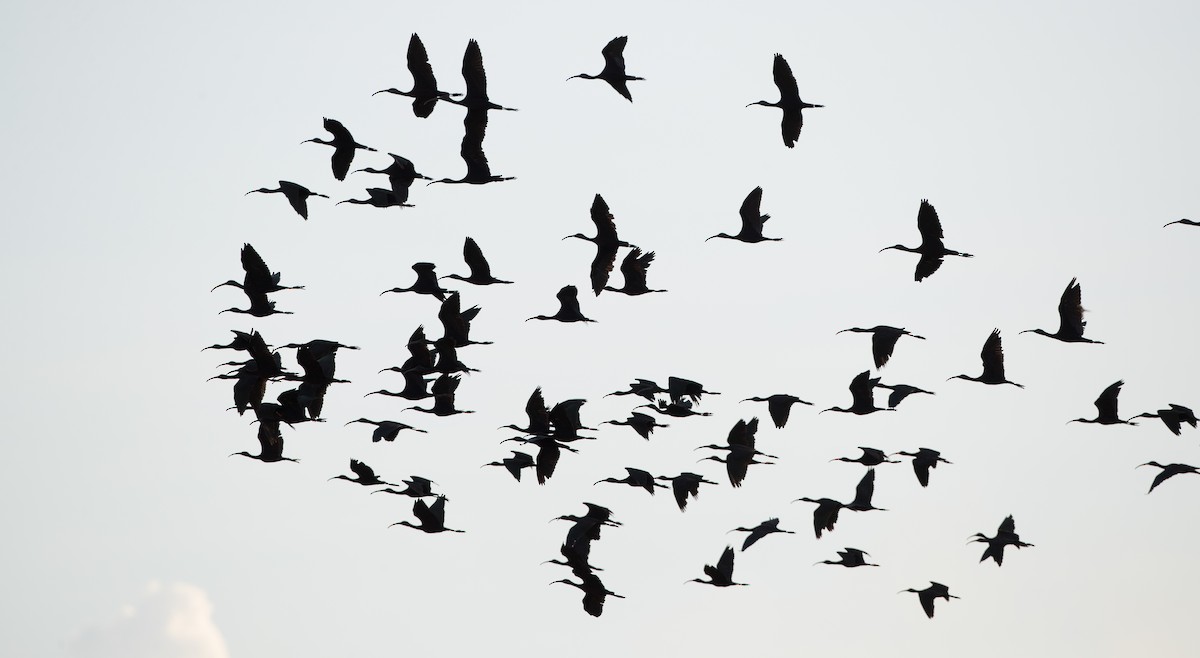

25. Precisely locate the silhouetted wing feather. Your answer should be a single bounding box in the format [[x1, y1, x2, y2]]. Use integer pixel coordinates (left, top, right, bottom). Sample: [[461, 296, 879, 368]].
[[980, 329, 1007, 380], [406, 34, 437, 94], [463, 237, 493, 279], [916, 199, 945, 249], [913, 253, 944, 281], [772, 53, 800, 104], [872, 332, 900, 369], [739, 187, 765, 233], [781, 110, 802, 148], [589, 194, 618, 243], [461, 39, 488, 101], [1058, 278, 1086, 337], [350, 459, 376, 480], [590, 244, 618, 295], [852, 469, 876, 508], [716, 546, 736, 578], [997, 515, 1016, 535]]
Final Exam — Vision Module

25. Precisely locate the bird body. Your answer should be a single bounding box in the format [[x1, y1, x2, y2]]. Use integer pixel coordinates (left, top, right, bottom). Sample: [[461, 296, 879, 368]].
[[823, 370, 890, 415], [483, 451, 536, 481], [746, 53, 822, 148], [373, 33, 460, 118], [893, 448, 952, 488], [391, 495, 463, 533], [568, 36, 644, 101], [381, 262, 451, 300], [595, 467, 668, 495], [741, 394, 812, 428], [601, 412, 667, 439], [344, 418, 427, 442], [442, 237, 512, 285], [604, 248, 666, 295], [901, 582, 959, 618], [246, 181, 327, 220], [303, 117, 376, 181], [837, 325, 925, 368], [528, 285, 595, 323], [1138, 461, 1199, 493], [816, 548, 877, 567], [949, 329, 1023, 388], [729, 518, 794, 551], [1022, 278, 1103, 344], [655, 472, 718, 511], [690, 546, 746, 586], [1133, 404, 1198, 436], [329, 459, 393, 486], [970, 515, 1034, 566], [1070, 380, 1136, 426], [707, 186, 779, 243], [880, 199, 974, 281]]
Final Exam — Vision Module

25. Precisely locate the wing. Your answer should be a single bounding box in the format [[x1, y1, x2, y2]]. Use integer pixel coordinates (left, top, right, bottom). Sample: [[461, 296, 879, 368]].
[[461, 39, 489, 101], [350, 459, 375, 480], [1057, 278, 1086, 338], [535, 442, 560, 485], [913, 252, 944, 282], [771, 53, 799, 105], [997, 515, 1016, 535], [590, 243, 619, 295], [848, 370, 877, 409], [852, 469, 876, 508], [716, 546, 736, 578], [739, 187, 765, 234], [589, 194, 618, 244], [979, 329, 1007, 380], [670, 479, 689, 510], [525, 387, 550, 433], [463, 237, 493, 279], [406, 33, 438, 95], [919, 592, 936, 618], [600, 36, 629, 74], [916, 199, 945, 250], [780, 110, 802, 148], [767, 397, 791, 429], [619, 248, 651, 291], [1094, 380, 1124, 419], [871, 331, 901, 369], [913, 459, 931, 487]]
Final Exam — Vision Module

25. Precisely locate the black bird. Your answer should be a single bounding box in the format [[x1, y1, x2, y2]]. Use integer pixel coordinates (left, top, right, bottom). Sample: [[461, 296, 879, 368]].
[[1137, 461, 1200, 493], [504, 435, 579, 485], [606, 378, 667, 401], [441, 237, 513, 285], [564, 194, 637, 295], [353, 152, 431, 204], [1022, 278, 1104, 344], [969, 515, 1034, 566], [815, 548, 877, 568], [880, 199, 974, 281], [204, 329, 260, 353], [900, 582, 959, 619], [219, 289, 292, 318], [543, 542, 603, 576], [344, 418, 427, 442], [366, 369, 435, 402], [437, 293, 491, 348], [707, 186, 779, 243], [949, 329, 1024, 388], [837, 326, 925, 369], [373, 33, 460, 118], [429, 109, 514, 185], [667, 376, 719, 405], [554, 503, 621, 548], [822, 371, 890, 415], [246, 181, 327, 220], [568, 36, 644, 102], [528, 285, 595, 323], [390, 495, 463, 534], [1164, 218, 1200, 227], [746, 53, 822, 148], [483, 451, 536, 482], [500, 387, 552, 436], [694, 418, 776, 460], [280, 339, 359, 360], [604, 248, 666, 295], [212, 243, 305, 297], [600, 412, 667, 440], [698, 452, 774, 489], [595, 467, 668, 496], [329, 459, 393, 486], [655, 472, 719, 512], [1133, 404, 1199, 436], [830, 447, 898, 467], [405, 374, 473, 416], [639, 399, 712, 418], [551, 572, 623, 617], [741, 394, 812, 429], [381, 262, 451, 301], [444, 39, 517, 112], [1069, 380, 1136, 426], [729, 518, 794, 551], [302, 117, 376, 181], [689, 546, 747, 587], [875, 383, 935, 408], [338, 187, 410, 209], [845, 469, 887, 512], [230, 426, 299, 464], [372, 476, 438, 498], [892, 448, 952, 488], [793, 495, 847, 539]]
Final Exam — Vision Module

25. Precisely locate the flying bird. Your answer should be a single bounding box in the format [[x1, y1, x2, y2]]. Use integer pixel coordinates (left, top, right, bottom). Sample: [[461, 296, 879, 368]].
[[444, 39, 517, 112], [568, 36, 644, 102], [707, 186, 780, 243], [746, 53, 823, 148], [741, 394, 813, 428], [429, 109, 514, 185], [246, 181, 327, 220], [344, 418, 427, 442], [329, 459, 393, 486], [815, 548, 878, 568], [655, 472, 719, 511], [372, 33, 461, 118], [1137, 461, 1199, 493], [1164, 218, 1200, 227], [900, 582, 959, 619], [600, 412, 667, 440], [604, 248, 666, 295], [1021, 278, 1104, 344], [380, 262, 451, 301], [441, 237, 513, 285], [949, 329, 1024, 388], [483, 451, 536, 482], [837, 325, 925, 368], [353, 152, 431, 204], [822, 370, 890, 415], [728, 518, 794, 551], [528, 285, 596, 323], [1069, 380, 1136, 426], [338, 187, 411, 209], [564, 194, 637, 295], [390, 495, 464, 533], [302, 117, 376, 181], [594, 467, 668, 495], [880, 199, 974, 281], [372, 476, 438, 498], [892, 448, 952, 488], [1132, 404, 1198, 436], [689, 546, 747, 586], [211, 243, 305, 297], [969, 515, 1034, 566], [875, 383, 935, 408], [830, 447, 898, 468], [551, 572, 623, 617]]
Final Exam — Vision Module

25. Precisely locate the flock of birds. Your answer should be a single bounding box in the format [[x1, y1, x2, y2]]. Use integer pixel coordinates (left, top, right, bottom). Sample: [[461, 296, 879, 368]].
[[210, 33, 1199, 619]]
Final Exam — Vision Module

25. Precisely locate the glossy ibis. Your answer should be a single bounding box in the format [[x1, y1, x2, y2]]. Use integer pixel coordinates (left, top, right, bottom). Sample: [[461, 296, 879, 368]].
[[707, 186, 779, 243], [837, 325, 925, 368], [949, 329, 1023, 388], [568, 36, 644, 101], [689, 546, 746, 586], [1069, 380, 1136, 426], [246, 181, 327, 220], [302, 117, 376, 181], [880, 199, 974, 281], [1021, 278, 1103, 344], [746, 53, 822, 148], [372, 33, 460, 118], [741, 394, 812, 428]]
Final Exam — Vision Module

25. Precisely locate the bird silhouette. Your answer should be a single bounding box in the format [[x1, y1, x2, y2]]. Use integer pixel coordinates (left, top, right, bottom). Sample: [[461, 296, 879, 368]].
[[831, 447, 898, 467], [694, 418, 776, 460], [900, 582, 959, 618], [429, 109, 514, 185], [564, 194, 637, 295], [1137, 461, 1199, 493], [595, 467, 668, 495], [603, 248, 666, 295], [1069, 380, 1136, 426], [366, 369, 435, 402], [815, 548, 878, 568], [655, 472, 719, 511], [837, 326, 925, 368], [667, 376, 719, 405], [845, 469, 887, 512], [1021, 278, 1104, 344], [204, 329, 261, 353], [380, 262, 451, 301], [504, 435, 579, 485], [568, 36, 644, 102], [352, 152, 431, 204], [280, 339, 359, 359], [875, 383, 935, 408], [371, 476, 438, 498], [302, 117, 376, 181], [1132, 404, 1198, 436], [746, 53, 822, 148], [211, 243, 305, 297], [969, 515, 1034, 566], [230, 425, 299, 464], [444, 39, 517, 112], [600, 412, 667, 440], [553, 503, 621, 548], [639, 398, 712, 418], [344, 418, 427, 442], [219, 289, 292, 318], [405, 373, 473, 416], [482, 451, 536, 482], [707, 186, 779, 243], [741, 394, 813, 428], [892, 448, 952, 488], [1164, 218, 1200, 227], [338, 187, 411, 209], [543, 542, 603, 576], [390, 495, 463, 533], [822, 370, 891, 415], [441, 237, 513, 285], [880, 199, 974, 281], [551, 572, 623, 617], [499, 387, 552, 436], [949, 329, 1024, 388], [729, 518, 794, 551], [689, 546, 747, 586], [329, 459, 393, 486], [528, 285, 595, 323], [606, 378, 667, 401], [246, 181, 327, 220], [372, 33, 461, 118]]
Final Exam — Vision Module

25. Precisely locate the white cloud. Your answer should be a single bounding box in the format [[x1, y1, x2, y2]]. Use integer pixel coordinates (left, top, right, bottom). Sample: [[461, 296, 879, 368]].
[[67, 581, 230, 658]]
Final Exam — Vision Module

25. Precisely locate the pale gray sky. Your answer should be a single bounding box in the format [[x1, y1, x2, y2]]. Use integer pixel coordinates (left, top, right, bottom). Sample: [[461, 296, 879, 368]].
[[2, 1, 1198, 656]]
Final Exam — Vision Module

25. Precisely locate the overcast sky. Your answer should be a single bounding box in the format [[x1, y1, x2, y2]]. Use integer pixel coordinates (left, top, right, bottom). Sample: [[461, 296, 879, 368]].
[[3, 1, 1199, 656]]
